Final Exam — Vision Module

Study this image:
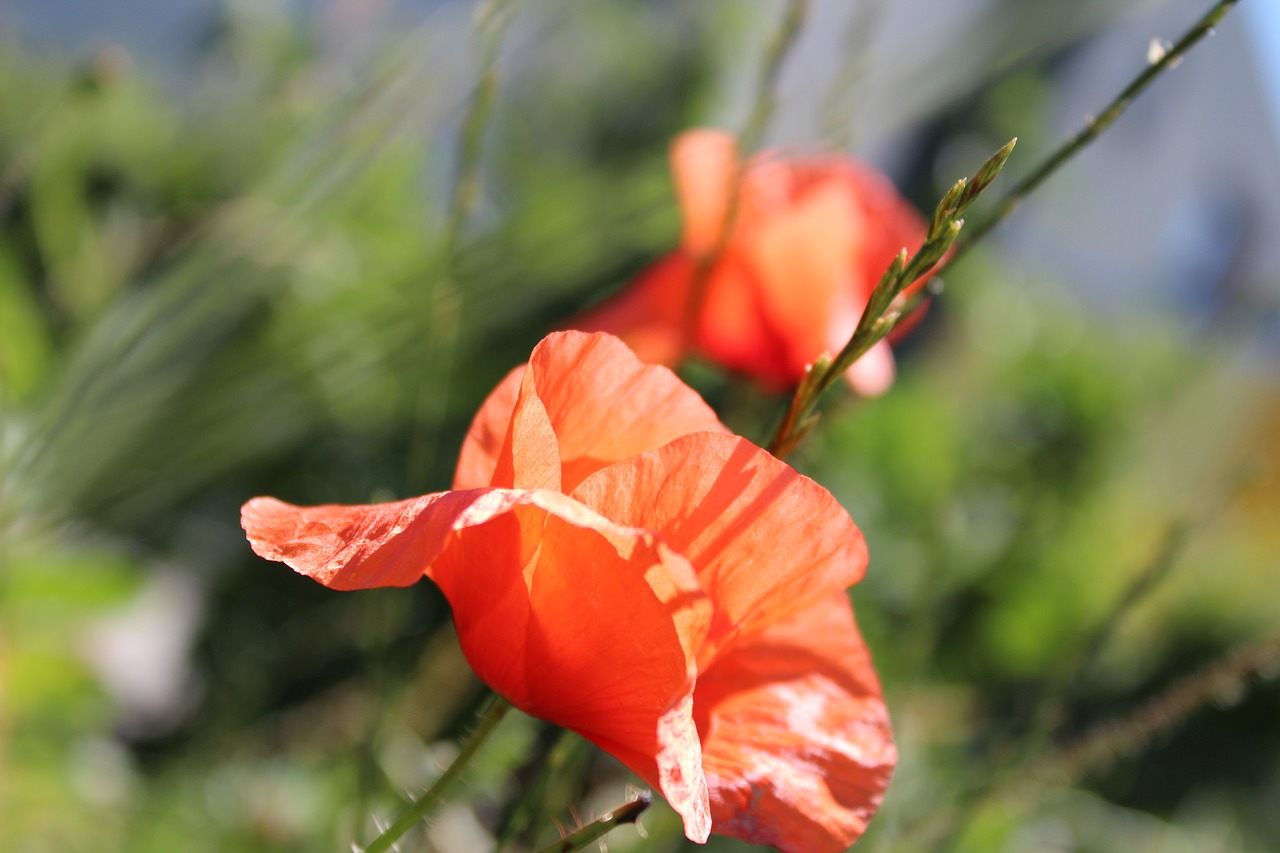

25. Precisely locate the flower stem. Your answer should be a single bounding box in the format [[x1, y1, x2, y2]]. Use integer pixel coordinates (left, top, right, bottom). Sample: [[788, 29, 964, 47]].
[[768, 0, 1239, 459], [440, 0, 518, 257], [936, 0, 1238, 275], [683, 0, 809, 340], [531, 790, 652, 853], [821, 0, 889, 148], [767, 138, 1016, 457], [406, 0, 518, 488], [913, 631, 1280, 850], [359, 695, 512, 853], [738, 0, 809, 158], [1031, 632, 1280, 788], [493, 728, 589, 850]]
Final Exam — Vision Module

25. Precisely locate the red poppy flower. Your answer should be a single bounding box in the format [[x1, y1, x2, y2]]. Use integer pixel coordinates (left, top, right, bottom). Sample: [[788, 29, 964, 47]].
[[571, 128, 931, 396], [241, 331, 894, 852]]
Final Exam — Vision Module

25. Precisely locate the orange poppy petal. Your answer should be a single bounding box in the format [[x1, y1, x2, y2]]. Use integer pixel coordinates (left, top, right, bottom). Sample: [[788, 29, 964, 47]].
[[242, 488, 714, 841], [842, 338, 896, 398], [454, 366, 524, 489], [431, 506, 714, 841], [672, 129, 738, 257], [843, 161, 929, 301], [836, 161, 934, 342], [487, 365, 561, 491], [693, 254, 794, 391], [242, 493, 452, 590], [457, 330, 726, 494], [566, 253, 696, 369], [694, 593, 895, 853], [571, 431, 867, 661], [744, 182, 861, 374], [523, 331, 728, 492]]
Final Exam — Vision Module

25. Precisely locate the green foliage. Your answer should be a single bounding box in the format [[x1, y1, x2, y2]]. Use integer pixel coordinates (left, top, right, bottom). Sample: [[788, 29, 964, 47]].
[[0, 2, 1274, 852]]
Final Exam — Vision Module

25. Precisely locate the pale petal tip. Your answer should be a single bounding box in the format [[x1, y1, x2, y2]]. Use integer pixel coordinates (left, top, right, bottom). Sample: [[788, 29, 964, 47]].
[[843, 339, 896, 398]]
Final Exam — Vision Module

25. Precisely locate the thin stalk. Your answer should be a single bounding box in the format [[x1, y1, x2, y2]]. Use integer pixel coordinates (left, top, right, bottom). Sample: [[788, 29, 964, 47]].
[[738, 0, 809, 157], [820, 0, 890, 149], [1028, 632, 1280, 791], [682, 0, 809, 339], [768, 0, 1238, 459], [767, 137, 1016, 457], [440, 0, 517, 257], [405, 0, 519, 488], [352, 593, 410, 838], [937, 0, 1238, 275], [532, 791, 652, 853], [918, 631, 1280, 850], [1025, 463, 1262, 748], [9, 37, 439, 496], [1027, 520, 1193, 743], [493, 728, 589, 850], [0, 377, 8, 596], [360, 695, 512, 853]]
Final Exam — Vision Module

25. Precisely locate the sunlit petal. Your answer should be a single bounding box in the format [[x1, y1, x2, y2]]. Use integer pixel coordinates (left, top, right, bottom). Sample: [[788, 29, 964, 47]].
[[672, 129, 738, 257], [695, 593, 894, 853], [454, 366, 524, 489], [572, 431, 867, 661], [522, 331, 727, 492], [842, 339, 896, 398], [745, 182, 860, 373], [567, 254, 694, 369], [243, 487, 715, 841]]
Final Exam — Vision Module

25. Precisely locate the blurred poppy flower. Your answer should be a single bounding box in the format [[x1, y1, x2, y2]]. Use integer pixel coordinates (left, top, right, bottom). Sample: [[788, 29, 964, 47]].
[[571, 129, 931, 396], [241, 331, 893, 851]]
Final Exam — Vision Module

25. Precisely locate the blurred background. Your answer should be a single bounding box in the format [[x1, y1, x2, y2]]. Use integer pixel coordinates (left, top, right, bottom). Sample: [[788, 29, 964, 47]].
[[1, 0, 1278, 851]]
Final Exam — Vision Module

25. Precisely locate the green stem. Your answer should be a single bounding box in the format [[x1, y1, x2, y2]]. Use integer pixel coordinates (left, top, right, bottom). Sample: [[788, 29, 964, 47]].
[[360, 696, 512, 853], [738, 0, 809, 157], [937, 0, 1238, 275], [682, 0, 809, 339], [1028, 520, 1193, 740], [405, 0, 518, 487], [768, 0, 1239, 459], [10, 37, 437, 497], [1031, 632, 1280, 788], [907, 467, 1266, 850], [493, 728, 589, 850], [913, 632, 1280, 851], [820, 0, 889, 148], [352, 592, 411, 838], [767, 129, 1015, 458], [440, 0, 518, 258], [531, 791, 652, 853], [1025, 463, 1262, 750]]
